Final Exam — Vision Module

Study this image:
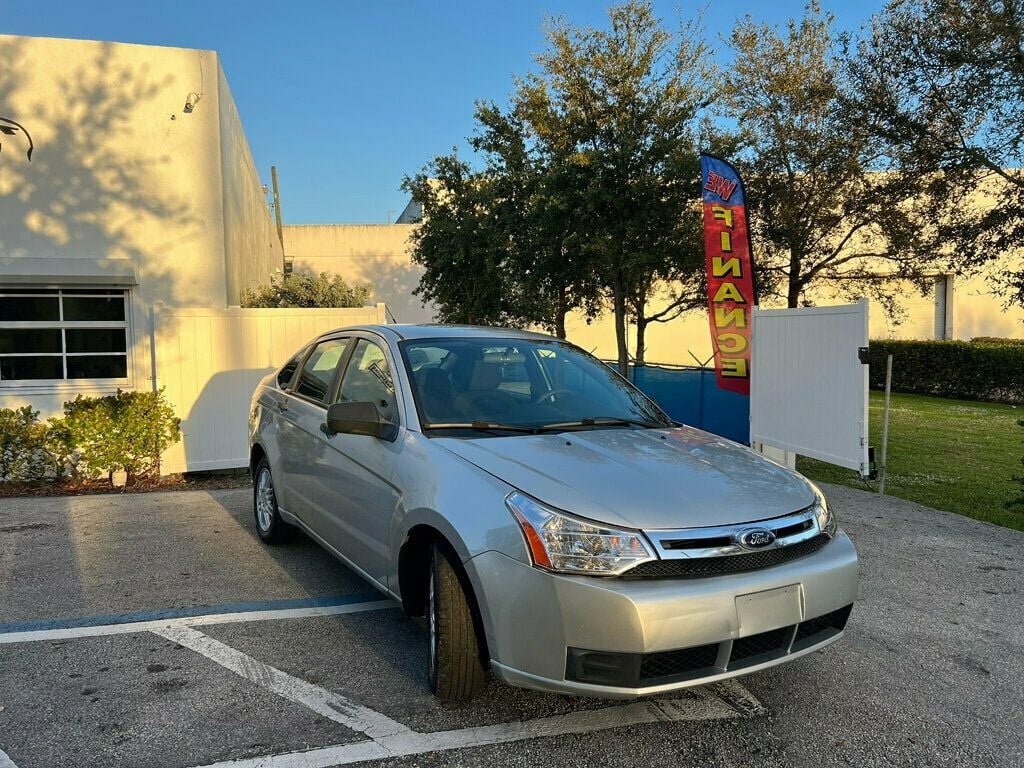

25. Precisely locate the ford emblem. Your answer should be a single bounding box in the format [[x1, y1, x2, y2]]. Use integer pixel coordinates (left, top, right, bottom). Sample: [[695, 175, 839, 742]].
[[739, 528, 776, 549]]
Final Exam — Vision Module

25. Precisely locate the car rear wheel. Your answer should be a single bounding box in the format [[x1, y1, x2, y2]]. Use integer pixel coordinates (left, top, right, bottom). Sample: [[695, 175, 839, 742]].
[[253, 457, 296, 544], [427, 545, 486, 702]]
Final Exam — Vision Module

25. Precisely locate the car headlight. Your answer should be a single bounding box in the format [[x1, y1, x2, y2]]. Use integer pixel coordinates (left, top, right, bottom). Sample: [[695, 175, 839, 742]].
[[811, 484, 838, 537], [506, 491, 655, 576]]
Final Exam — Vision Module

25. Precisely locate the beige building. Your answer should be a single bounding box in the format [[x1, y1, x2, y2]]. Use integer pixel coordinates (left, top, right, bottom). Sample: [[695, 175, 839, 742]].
[[0, 34, 283, 418], [283, 224, 436, 324], [285, 217, 1024, 365]]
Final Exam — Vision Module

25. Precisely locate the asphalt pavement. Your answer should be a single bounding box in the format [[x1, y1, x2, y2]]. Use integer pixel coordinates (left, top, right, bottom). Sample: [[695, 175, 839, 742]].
[[0, 482, 1021, 767]]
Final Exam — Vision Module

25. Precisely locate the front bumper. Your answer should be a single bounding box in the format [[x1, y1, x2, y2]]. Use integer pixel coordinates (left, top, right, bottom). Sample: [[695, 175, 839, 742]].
[[467, 530, 858, 699]]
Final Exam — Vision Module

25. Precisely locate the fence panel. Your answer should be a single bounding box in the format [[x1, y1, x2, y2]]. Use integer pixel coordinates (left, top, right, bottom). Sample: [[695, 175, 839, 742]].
[[155, 305, 387, 474]]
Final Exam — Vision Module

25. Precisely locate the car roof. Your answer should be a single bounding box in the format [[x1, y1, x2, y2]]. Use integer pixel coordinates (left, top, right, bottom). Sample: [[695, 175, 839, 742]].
[[320, 323, 557, 342]]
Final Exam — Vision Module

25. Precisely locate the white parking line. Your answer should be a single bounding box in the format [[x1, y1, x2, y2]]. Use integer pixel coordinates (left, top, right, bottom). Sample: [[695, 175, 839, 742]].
[[0, 600, 395, 645], [188, 681, 760, 768], [154, 625, 411, 741], [0, 747, 18, 768]]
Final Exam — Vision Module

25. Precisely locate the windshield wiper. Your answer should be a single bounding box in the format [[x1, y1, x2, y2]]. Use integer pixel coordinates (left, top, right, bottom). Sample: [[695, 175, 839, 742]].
[[425, 421, 540, 434], [538, 416, 665, 430]]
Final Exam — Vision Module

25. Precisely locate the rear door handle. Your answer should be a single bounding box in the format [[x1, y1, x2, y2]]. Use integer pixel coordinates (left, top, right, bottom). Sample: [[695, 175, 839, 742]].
[[276, 398, 289, 412]]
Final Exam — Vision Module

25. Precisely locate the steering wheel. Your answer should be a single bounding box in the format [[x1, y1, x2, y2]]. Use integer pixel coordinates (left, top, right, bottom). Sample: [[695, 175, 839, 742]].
[[532, 388, 575, 405]]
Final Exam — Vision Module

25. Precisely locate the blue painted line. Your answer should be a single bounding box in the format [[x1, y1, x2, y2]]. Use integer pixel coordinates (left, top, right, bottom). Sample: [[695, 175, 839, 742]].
[[0, 593, 381, 634]]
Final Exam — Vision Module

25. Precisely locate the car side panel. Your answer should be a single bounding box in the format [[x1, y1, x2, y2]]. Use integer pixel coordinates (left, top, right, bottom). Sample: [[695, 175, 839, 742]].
[[387, 431, 528, 595]]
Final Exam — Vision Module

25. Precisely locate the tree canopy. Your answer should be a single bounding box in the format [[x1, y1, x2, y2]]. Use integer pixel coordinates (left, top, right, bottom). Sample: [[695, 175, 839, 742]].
[[404, 0, 713, 374], [725, 1, 975, 313], [403, 0, 1024, 370], [852, 0, 1024, 307]]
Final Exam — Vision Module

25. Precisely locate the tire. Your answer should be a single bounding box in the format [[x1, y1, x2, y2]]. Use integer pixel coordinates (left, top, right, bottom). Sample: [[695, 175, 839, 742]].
[[252, 457, 296, 544], [427, 545, 486, 702]]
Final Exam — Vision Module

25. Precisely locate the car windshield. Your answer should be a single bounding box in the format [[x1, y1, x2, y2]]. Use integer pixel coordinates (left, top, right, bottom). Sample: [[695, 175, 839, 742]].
[[400, 336, 671, 434]]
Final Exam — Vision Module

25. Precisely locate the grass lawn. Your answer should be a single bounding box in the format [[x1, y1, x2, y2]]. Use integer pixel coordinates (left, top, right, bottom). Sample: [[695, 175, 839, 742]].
[[797, 391, 1024, 531]]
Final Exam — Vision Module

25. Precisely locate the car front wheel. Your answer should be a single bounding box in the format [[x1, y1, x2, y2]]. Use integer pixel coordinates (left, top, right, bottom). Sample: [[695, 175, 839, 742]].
[[253, 457, 296, 544], [427, 545, 486, 702]]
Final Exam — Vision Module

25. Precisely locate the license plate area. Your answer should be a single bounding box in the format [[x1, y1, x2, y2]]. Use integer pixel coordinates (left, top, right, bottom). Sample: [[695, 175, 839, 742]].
[[735, 584, 803, 636]]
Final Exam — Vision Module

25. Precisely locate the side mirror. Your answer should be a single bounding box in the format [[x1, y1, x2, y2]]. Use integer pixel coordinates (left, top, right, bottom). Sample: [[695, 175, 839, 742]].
[[325, 401, 399, 442]]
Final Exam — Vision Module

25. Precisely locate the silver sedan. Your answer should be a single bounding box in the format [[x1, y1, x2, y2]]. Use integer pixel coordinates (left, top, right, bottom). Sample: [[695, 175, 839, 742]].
[[248, 324, 858, 701]]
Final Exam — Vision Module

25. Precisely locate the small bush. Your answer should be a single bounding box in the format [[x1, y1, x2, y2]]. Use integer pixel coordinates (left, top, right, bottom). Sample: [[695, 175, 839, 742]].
[[971, 337, 1024, 346], [868, 339, 1024, 403], [242, 271, 372, 308], [0, 406, 64, 482], [58, 389, 181, 480]]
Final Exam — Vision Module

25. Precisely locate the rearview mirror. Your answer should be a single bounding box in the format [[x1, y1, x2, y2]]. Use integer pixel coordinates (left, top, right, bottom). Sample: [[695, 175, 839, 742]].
[[325, 401, 399, 442]]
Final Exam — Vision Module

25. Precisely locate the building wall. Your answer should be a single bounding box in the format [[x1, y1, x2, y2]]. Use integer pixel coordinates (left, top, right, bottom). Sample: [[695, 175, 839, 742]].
[[283, 224, 435, 324], [290, 214, 1023, 364], [216, 65, 284, 305], [0, 34, 281, 418], [564, 268, 1024, 366]]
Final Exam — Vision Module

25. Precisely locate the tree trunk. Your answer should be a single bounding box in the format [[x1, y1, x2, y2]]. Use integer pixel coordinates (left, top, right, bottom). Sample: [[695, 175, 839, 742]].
[[634, 315, 647, 367], [613, 274, 629, 378], [787, 251, 802, 308], [554, 282, 568, 339]]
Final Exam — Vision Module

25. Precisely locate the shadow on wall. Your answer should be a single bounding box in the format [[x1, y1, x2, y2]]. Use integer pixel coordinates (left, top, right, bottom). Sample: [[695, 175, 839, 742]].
[[0, 37, 202, 309], [291, 253, 436, 324], [176, 368, 274, 472], [368, 254, 435, 324]]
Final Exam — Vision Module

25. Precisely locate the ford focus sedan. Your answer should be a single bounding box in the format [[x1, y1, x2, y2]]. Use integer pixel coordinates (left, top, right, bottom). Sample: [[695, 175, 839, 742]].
[[248, 324, 858, 702]]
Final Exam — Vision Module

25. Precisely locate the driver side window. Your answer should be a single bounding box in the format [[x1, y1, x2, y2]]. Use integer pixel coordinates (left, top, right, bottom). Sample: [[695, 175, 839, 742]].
[[337, 339, 399, 423]]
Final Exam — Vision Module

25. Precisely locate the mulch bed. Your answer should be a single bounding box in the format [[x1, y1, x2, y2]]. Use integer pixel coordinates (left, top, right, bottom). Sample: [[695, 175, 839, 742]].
[[0, 472, 252, 498]]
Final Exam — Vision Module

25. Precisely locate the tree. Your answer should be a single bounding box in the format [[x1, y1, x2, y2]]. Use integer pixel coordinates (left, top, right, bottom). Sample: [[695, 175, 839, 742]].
[[404, 1, 712, 374], [520, 1, 712, 371], [402, 156, 520, 326], [241, 272, 372, 308], [851, 0, 1024, 309], [724, 2, 974, 312]]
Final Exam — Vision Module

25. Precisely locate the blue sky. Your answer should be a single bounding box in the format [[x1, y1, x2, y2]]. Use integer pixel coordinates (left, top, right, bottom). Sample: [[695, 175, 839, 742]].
[[4, 1, 884, 224]]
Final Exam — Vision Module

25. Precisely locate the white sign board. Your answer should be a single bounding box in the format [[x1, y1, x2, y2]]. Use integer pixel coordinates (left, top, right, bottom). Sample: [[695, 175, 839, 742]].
[[750, 299, 869, 474]]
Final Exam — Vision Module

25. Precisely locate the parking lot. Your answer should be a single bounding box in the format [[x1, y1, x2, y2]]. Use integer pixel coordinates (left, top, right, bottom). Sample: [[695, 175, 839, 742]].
[[1, 483, 1022, 767]]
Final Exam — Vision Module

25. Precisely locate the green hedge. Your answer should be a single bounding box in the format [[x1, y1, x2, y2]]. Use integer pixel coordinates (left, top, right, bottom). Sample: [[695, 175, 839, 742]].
[[868, 340, 1024, 403], [0, 389, 180, 483]]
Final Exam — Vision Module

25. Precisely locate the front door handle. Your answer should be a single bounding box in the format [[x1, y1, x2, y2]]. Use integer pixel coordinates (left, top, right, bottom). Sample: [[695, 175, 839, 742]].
[[276, 398, 289, 412]]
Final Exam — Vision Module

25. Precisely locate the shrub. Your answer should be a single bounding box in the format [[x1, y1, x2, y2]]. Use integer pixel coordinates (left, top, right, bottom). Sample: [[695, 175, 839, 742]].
[[58, 389, 181, 480], [971, 337, 1024, 346], [867, 340, 1024, 403], [0, 406, 64, 482], [241, 271, 372, 308]]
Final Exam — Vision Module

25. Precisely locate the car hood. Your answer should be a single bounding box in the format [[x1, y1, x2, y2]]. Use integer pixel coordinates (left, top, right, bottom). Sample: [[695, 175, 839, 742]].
[[435, 426, 816, 530]]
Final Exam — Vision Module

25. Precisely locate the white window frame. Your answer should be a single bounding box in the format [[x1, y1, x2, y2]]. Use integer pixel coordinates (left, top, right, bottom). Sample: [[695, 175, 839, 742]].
[[0, 286, 133, 391]]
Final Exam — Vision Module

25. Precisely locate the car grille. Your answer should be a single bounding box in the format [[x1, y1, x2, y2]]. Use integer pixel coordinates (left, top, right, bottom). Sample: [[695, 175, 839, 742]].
[[639, 643, 719, 681], [622, 533, 830, 579], [729, 627, 791, 668], [565, 603, 853, 688]]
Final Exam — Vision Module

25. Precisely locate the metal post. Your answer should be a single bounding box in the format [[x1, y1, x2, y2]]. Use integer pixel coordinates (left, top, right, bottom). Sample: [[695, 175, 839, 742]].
[[879, 354, 893, 495], [271, 166, 284, 268]]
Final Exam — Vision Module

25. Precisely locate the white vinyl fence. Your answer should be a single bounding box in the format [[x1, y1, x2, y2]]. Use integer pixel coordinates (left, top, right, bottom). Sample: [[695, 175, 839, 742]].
[[156, 305, 388, 474], [750, 300, 870, 474]]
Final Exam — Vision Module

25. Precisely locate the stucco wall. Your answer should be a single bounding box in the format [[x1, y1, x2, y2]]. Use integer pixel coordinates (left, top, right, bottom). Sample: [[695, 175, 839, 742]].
[[217, 65, 283, 305], [288, 215, 1022, 364], [0, 35, 233, 307], [565, 270, 1024, 366], [283, 224, 435, 323], [0, 34, 281, 415]]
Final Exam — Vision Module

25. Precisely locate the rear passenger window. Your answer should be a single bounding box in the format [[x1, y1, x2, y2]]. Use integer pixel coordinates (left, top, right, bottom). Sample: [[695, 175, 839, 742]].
[[293, 338, 348, 403]]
